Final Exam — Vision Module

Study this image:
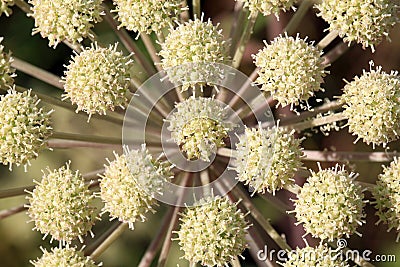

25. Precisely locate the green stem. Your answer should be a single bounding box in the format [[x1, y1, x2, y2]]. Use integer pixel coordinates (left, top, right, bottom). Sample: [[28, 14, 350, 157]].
[[192, 0, 200, 19], [12, 57, 63, 89], [141, 33, 162, 71], [90, 223, 129, 260], [317, 30, 339, 50], [52, 132, 122, 144], [303, 150, 400, 162], [103, 6, 156, 76], [232, 11, 258, 69], [232, 186, 292, 251], [283, 112, 346, 131], [283, 0, 313, 35]]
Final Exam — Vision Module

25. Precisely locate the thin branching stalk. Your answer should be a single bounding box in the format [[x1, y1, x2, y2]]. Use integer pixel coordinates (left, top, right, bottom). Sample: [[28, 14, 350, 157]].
[[103, 6, 156, 76], [303, 150, 400, 162], [138, 207, 175, 267], [141, 34, 162, 71], [192, 0, 201, 19], [322, 41, 352, 65], [90, 222, 129, 260], [14, 0, 31, 14], [232, 11, 258, 69], [84, 222, 121, 256], [284, 0, 313, 35], [229, 1, 245, 55], [0, 185, 35, 199], [226, 67, 259, 109], [280, 112, 347, 131], [11, 57, 64, 89], [52, 132, 122, 144], [47, 140, 121, 149], [0, 204, 27, 220], [317, 30, 339, 50]]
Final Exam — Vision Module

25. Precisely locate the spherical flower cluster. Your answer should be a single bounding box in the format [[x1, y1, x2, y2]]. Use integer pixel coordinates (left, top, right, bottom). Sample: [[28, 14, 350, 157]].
[[0, 37, 15, 89], [282, 244, 348, 267], [0, 89, 52, 170], [62, 43, 132, 120], [159, 19, 229, 91], [372, 158, 400, 242], [0, 0, 13, 17], [254, 34, 327, 108], [26, 163, 97, 243], [29, 0, 104, 47], [239, 0, 298, 17], [99, 145, 172, 229], [235, 126, 303, 195], [176, 196, 248, 266], [166, 97, 233, 161], [113, 0, 186, 34], [341, 62, 400, 147], [293, 165, 365, 241], [31, 247, 100, 267], [315, 0, 400, 51]]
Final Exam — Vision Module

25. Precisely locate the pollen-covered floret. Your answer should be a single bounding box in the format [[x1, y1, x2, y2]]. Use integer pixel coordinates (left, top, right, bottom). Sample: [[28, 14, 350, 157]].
[[235, 126, 303, 195], [29, 0, 104, 47], [253, 34, 327, 108], [0, 0, 14, 17], [0, 37, 15, 89], [315, 0, 400, 52], [159, 19, 229, 91], [26, 163, 97, 244], [372, 158, 400, 242], [293, 165, 365, 241], [176, 196, 248, 267], [166, 97, 233, 161], [341, 62, 400, 148], [113, 0, 186, 34], [281, 244, 349, 267], [0, 89, 52, 170], [239, 0, 298, 17], [31, 247, 100, 267], [62, 43, 132, 120], [99, 145, 172, 229]]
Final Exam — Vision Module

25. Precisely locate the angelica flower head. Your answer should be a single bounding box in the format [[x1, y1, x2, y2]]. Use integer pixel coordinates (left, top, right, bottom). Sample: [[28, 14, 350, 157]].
[[372, 158, 400, 242], [26, 162, 97, 244], [29, 0, 104, 47], [62, 43, 132, 121], [176, 196, 248, 267], [235, 125, 303, 195], [281, 244, 348, 267], [0, 0, 13, 17], [99, 145, 172, 229], [31, 247, 100, 267], [0, 37, 15, 89], [315, 0, 400, 52], [166, 97, 233, 161], [159, 18, 229, 91], [341, 61, 400, 148], [113, 0, 187, 34], [0, 89, 52, 170], [293, 164, 365, 241], [239, 0, 298, 18], [253, 34, 327, 109]]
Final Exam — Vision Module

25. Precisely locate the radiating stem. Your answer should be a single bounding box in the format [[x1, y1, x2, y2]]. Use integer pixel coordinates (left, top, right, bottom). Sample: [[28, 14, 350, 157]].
[[229, 1, 245, 55], [141, 34, 162, 71], [47, 140, 121, 149], [90, 222, 129, 260], [232, 11, 258, 69], [303, 150, 400, 162], [231, 256, 241, 267], [284, 0, 313, 35], [317, 30, 339, 50], [103, 6, 156, 76], [0, 185, 35, 199], [14, 0, 30, 14], [282, 112, 346, 131], [138, 207, 175, 267], [192, 0, 200, 18], [85, 222, 121, 256], [322, 41, 352, 65], [232, 186, 292, 251], [12, 57, 64, 89], [52, 132, 122, 144], [0, 204, 27, 220], [226, 67, 259, 109]]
